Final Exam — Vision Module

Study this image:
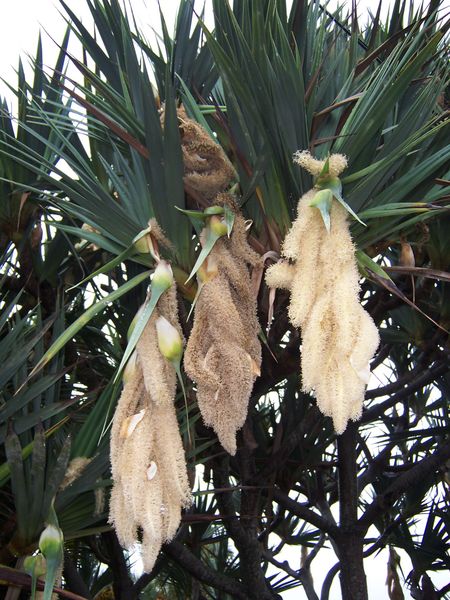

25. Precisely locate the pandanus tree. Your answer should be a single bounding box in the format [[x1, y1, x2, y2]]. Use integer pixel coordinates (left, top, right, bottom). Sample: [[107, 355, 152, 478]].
[[0, 1, 449, 599]]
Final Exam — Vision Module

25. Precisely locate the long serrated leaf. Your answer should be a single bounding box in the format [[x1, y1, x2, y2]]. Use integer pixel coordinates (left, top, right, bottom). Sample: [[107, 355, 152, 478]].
[[72, 380, 121, 458], [185, 228, 223, 284], [384, 266, 450, 283], [4, 428, 29, 539], [68, 243, 135, 291], [29, 427, 46, 537], [0, 373, 66, 423], [369, 268, 449, 334], [50, 223, 123, 255], [0, 419, 68, 487], [355, 250, 392, 280], [359, 202, 433, 220], [0, 288, 24, 332], [27, 271, 150, 382], [177, 75, 216, 141], [113, 279, 168, 383], [0, 318, 55, 392], [42, 437, 71, 521]]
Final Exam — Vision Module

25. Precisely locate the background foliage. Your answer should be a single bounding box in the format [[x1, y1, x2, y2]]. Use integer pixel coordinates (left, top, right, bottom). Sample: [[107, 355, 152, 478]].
[[0, 0, 449, 598]]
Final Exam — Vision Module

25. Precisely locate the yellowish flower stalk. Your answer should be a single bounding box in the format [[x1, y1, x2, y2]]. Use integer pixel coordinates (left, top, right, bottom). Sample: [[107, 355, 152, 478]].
[[109, 271, 191, 573], [266, 152, 379, 434], [184, 195, 261, 455]]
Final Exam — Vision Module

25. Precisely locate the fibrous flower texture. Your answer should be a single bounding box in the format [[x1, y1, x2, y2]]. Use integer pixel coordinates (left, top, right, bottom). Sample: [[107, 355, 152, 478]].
[[184, 196, 261, 455], [109, 281, 191, 572], [177, 108, 237, 199], [266, 152, 379, 434]]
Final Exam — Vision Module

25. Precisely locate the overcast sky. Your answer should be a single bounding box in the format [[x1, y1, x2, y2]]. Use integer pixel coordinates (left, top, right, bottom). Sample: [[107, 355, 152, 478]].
[[3, 0, 447, 102], [0, 1, 448, 598]]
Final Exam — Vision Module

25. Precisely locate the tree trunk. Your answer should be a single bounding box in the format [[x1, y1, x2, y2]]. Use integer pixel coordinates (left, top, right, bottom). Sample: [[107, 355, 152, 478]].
[[337, 423, 368, 600], [337, 534, 367, 600]]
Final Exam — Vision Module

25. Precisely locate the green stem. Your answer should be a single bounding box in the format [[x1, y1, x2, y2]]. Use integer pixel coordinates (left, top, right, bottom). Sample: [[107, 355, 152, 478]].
[[174, 362, 191, 445]]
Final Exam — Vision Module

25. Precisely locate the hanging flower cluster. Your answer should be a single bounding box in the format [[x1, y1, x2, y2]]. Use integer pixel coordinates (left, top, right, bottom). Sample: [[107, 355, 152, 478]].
[[109, 261, 191, 572], [266, 152, 379, 434], [184, 194, 262, 455], [109, 111, 262, 570]]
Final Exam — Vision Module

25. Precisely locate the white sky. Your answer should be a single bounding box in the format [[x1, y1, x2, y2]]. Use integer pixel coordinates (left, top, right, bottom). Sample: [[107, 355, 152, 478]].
[[3, 0, 448, 101], [0, 0, 448, 598]]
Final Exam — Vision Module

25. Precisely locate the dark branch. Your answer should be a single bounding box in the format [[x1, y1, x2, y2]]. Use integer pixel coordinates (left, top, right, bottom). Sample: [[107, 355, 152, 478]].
[[365, 359, 447, 401], [102, 531, 135, 599], [320, 563, 340, 600], [272, 489, 339, 537], [360, 439, 450, 531], [63, 554, 93, 599], [213, 458, 278, 599], [362, 360, 448, 423], [0, 566, 87, 599], [163, 540, 248, 599], [262, 549, 319, 600]]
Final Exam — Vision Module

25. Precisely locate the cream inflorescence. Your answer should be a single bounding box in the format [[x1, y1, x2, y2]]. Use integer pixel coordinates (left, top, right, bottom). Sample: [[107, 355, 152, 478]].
[[109, 284, 191, 572], [266, 152, 379, 434]]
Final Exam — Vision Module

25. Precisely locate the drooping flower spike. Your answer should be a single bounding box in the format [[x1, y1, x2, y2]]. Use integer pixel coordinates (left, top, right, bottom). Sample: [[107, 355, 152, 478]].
[[184, 194, 262, 455], [266, 152, 379, 434], [109, 260, 192, 573]]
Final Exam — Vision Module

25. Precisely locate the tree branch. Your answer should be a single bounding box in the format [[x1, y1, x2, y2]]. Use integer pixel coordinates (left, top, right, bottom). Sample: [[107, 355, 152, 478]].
[[0, 566, 87, 599], [320, 563, 340, 600], [262, 549, 319, 600], [359, 439, 450, 531], [336, 423, 368, 599], [102, 531, 135, 599], [213, 458, 278, 599], [357, 441, 395, 495], [163, 540, 248, 599], [63, 554, 92, 599], [271, 489, 339, 537], [365, 359, 447, 402], [362, 360, 448, 423]]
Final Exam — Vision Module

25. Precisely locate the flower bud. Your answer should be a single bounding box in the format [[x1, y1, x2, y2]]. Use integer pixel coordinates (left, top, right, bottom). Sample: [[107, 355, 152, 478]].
[[127, 305, 145, 341], [123, 350, 138, 383], [23, 554, 47, 578], [204, 205, 224, 216], [133, 227, 159, 260], [156, 316, 183, 362], [152, 260, 174, 291], [197, 255, 218, 283], [209, 215, 227, 238], [38, 524, 63, 561]]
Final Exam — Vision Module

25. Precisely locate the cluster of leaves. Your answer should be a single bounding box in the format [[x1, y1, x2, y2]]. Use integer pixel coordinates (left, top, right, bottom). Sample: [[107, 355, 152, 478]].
[[0, 0, 449, 599]]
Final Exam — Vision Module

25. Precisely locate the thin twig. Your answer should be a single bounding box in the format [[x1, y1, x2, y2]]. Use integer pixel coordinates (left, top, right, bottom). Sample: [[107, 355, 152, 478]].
[[0, 566, 87, 600]]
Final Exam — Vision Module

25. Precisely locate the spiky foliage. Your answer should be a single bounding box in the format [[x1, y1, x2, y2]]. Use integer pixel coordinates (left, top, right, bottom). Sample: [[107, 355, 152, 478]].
[[0, 1, 449, 599]]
